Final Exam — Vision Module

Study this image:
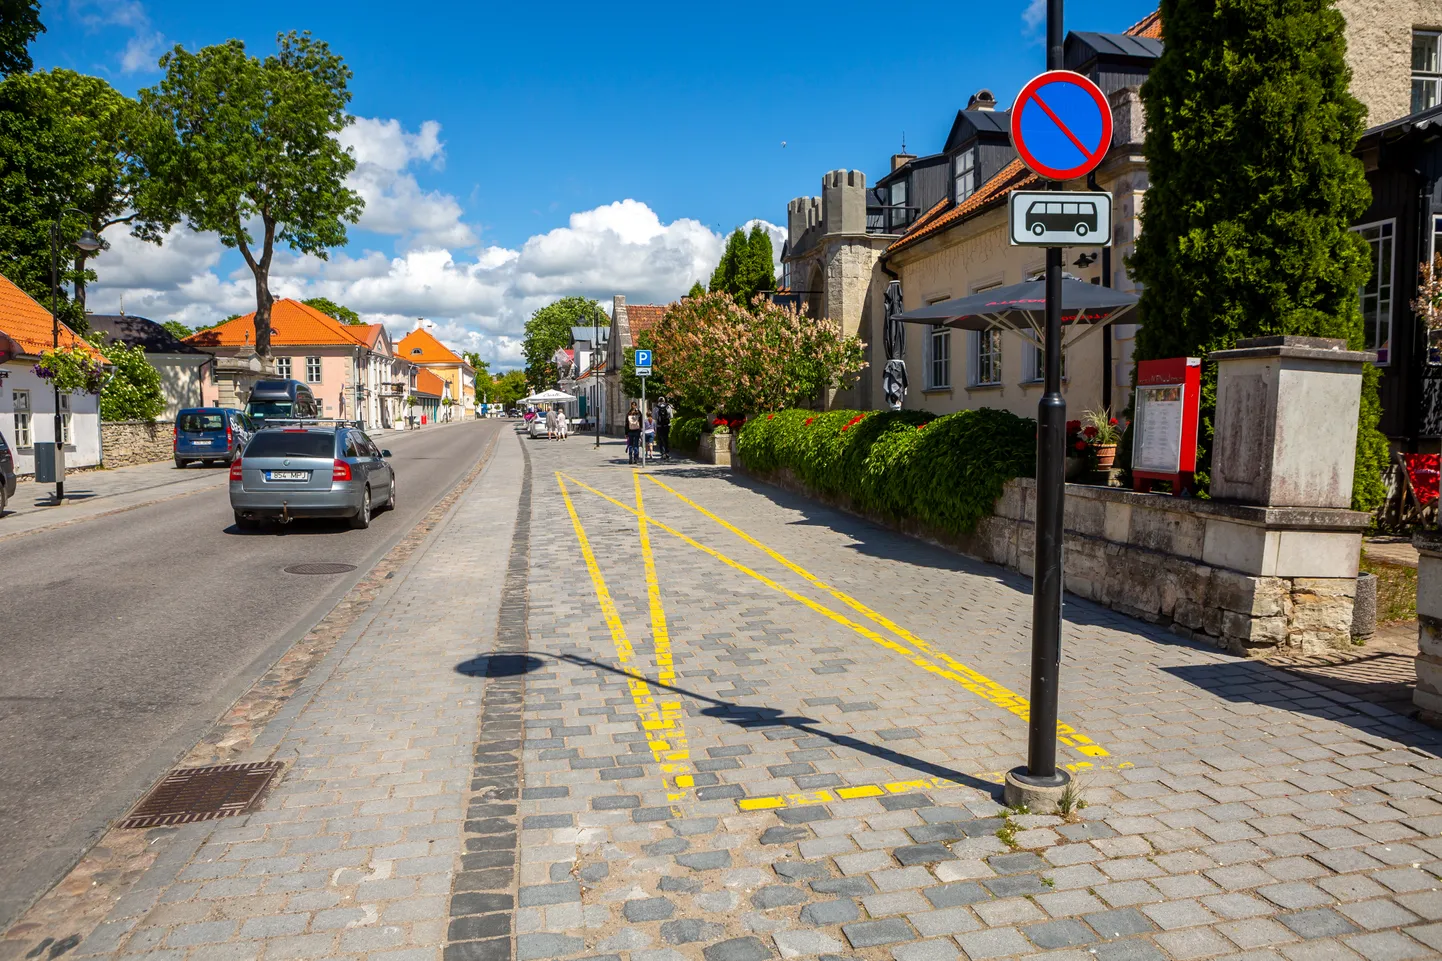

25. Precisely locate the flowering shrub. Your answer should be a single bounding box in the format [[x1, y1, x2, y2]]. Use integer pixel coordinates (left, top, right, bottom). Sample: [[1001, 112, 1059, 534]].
[[34, 344, 106, 395], [736, 407, 1036, 536]]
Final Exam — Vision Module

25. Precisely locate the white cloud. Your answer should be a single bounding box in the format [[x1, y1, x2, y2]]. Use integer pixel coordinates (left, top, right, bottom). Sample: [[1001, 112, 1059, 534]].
[[120, 30, 165, 74], [1022, 0, 1046, 32], [71, 1, 165, 74], [339, 117, 474, 249]]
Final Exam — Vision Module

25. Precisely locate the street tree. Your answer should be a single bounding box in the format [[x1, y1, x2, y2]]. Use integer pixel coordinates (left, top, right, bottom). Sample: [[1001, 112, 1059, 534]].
[[462, 351, 494, 401], [620, 330, 667, 401], [686, 280, 706, 300], [653, 291, 864, 415], [161, 320, 192, 339], [708, 225, 775, 303], [1129, 0, 1386, 510], [489, 369, 529, 407], [137, 32, 363, 358], [523, 296, 597, 388], [302, 296, 363, 325], [0, 69, 166, 328], [0, 0, 42, 77], [93, 337, 165, 421]]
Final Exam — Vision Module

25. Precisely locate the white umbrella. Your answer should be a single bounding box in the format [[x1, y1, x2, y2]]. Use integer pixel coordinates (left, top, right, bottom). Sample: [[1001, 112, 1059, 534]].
[[522, 389, 578, 403]]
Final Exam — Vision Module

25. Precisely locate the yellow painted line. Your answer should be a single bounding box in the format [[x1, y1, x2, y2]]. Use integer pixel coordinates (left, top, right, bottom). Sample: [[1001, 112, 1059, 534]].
[[735, 762, 1135, 812], [557, 473, 692, 806], [644, 476, 1109, 759]]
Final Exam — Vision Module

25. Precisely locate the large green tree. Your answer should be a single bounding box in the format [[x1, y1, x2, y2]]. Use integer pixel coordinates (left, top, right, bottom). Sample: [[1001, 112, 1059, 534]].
[[462, 350, 494, 401], [522, 296, 598, 388], [1129, 0, 1387, 510], [0, 0, 42, 77], [137, 32, 363, 357], [302, 296, 362, 325], [94, 338, 165, 421], [708, 224, 775, 303], [0, 69, 164, 329], [489, 369, 529, 407]]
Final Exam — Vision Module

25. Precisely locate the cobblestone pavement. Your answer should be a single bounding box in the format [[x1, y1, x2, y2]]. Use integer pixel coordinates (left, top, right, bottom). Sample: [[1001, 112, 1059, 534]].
[[21, 433, 1442, 961]]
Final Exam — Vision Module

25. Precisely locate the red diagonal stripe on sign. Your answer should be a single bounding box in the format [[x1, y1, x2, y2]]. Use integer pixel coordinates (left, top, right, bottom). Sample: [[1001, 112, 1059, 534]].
[[1030, 91, 1104, 163]]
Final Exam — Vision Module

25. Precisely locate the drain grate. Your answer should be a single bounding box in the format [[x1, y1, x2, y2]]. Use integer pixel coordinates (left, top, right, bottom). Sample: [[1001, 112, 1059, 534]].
[[284, 563, 357, 575], [118, 762, 282, 829]]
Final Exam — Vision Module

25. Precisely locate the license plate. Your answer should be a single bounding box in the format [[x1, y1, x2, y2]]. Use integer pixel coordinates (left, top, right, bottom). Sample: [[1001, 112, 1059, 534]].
[[266, 471, 309, 481], [192, 439, 213, 445]]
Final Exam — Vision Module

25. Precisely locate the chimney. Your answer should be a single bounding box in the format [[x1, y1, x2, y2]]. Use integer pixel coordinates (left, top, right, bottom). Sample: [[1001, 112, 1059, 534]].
[[890, 153, 916, 171], [966, 89, 997, 111]]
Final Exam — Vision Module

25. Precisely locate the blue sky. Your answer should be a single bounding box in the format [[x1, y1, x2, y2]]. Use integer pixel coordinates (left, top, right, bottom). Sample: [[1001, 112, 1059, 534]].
[[32, 0, 1156, 364]]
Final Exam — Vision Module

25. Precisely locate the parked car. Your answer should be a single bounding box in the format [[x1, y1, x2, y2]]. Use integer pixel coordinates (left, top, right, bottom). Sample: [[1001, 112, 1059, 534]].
[[245, 379, 319, 427], [230, 424, 395, 531], [0, 428, 15, 513], [174, 407, 254, 468]]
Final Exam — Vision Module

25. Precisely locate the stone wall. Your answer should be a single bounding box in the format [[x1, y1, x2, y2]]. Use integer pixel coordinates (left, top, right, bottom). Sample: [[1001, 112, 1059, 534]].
[[101, 420, 172, 467], [741, 465, 1368, 657]]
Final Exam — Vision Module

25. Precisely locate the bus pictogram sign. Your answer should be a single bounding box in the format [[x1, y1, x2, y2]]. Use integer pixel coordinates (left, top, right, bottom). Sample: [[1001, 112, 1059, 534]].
[[1010, 71, 1113, 181]]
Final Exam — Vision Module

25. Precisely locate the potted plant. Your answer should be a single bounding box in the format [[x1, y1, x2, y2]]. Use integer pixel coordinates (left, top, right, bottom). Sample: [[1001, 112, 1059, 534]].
[[1081, 408, 1123, 471]]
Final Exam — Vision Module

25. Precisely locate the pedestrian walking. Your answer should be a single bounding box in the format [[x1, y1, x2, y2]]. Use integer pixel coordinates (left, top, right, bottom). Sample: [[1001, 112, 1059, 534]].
[[655, 398, 671, 460], [545, 408, 558, 440], [625, 403, 643, 465], [557, 408, 569, 440], [644, 412, 656, 457]]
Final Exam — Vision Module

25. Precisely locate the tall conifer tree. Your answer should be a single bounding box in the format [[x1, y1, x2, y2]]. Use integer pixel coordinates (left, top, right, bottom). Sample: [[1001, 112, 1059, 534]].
[[1129, 0, 1387, 509]]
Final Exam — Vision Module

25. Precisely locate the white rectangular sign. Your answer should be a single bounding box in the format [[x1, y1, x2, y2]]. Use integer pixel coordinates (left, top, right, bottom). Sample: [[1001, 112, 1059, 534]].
[[1008, 190, 1112, 247]]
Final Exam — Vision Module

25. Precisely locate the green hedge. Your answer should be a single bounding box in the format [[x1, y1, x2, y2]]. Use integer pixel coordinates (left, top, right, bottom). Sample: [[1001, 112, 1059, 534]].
[[736, 407, 1036, 536], [670, 415, 704, 453]]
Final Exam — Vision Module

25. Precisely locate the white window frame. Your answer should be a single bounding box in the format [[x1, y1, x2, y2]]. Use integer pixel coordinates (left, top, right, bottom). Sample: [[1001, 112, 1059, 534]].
[[305, 356, 322, 383], [970, 329, 1002, 387], [1354, 220, 1395, 366], [59, 393, 72, 446], [12, 389, 31, 448], [890, 179, 909, 231], [955, 148, 977, 203], [1414, 30, 1442, 114], [926, 324, 952, 390], [275, 356, 292, 379]]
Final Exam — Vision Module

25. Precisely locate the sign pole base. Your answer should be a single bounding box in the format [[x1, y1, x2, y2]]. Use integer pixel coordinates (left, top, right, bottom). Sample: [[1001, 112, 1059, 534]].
[[1004, 766, 1072, 813]]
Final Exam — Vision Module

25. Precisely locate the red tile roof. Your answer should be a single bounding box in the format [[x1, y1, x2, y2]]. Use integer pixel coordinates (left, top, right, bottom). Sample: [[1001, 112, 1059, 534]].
[[886, 159, 1040, 255], [184, 299, 369, 349], [0, 272, 103, 359], [626, 305, 665, 341], [396, 327, 468, 367], [1126, 9, 1161, 38], [359, 323, 386, 350], [414, 368, 446, 398]]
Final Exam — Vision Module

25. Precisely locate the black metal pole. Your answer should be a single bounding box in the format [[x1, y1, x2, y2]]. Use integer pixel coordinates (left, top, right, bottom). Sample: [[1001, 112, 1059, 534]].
[[595, 306, 602, 449], [1013, 0, 1069, 798], [49, 221, 63, 504]]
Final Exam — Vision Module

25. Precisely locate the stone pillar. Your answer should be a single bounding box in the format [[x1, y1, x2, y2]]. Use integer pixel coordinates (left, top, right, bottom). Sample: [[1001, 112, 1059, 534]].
[[1415, 530, 1442, 724], [1210, 335, 1372, 507]]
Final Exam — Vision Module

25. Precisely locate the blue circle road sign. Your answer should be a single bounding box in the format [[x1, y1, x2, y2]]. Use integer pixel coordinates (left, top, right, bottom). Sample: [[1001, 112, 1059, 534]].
[[1010, 70, 1113, 181]]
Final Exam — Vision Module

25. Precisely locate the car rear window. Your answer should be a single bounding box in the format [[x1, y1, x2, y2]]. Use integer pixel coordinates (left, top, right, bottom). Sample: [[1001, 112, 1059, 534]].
[[243, 432, 336, 459], [179, 412, 225, 432]]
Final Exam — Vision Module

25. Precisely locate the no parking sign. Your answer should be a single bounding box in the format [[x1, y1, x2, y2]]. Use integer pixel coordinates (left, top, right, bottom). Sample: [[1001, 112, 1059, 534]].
[[1010, 70, 1113, 181]]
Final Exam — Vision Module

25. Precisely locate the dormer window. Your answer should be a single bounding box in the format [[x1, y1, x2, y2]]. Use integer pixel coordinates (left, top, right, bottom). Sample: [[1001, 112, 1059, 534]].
[[411, 347, 422, 356], [955, 149, 977, 203], [889, 180, 908, 231]]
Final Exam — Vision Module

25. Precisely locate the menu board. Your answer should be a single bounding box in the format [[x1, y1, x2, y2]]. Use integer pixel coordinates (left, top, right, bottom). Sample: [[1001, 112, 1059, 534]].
[[1133, 384, 1184, 473]]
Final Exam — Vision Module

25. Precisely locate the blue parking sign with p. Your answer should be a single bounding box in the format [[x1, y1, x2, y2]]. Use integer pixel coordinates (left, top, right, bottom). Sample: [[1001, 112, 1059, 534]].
[[635, 349, 652, 368]]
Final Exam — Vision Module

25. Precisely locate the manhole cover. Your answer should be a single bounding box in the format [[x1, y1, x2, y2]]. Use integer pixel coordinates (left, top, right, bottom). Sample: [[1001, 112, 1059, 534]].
[[119, 761, 282, 829], [284, 563, 357, 575]]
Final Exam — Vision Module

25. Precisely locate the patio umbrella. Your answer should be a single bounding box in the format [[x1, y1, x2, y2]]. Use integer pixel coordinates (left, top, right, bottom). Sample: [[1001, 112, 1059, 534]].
[[522, 388, 578, 404], [881, 280, 908, 410], [897, 277, 1139, 351]]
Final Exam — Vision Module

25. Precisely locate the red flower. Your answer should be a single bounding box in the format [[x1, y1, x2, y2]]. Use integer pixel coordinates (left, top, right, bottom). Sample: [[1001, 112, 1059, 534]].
[[1082, 425, 1098, 439], [1109, 417, 1119, 426], [917, 421, 929, 431], [712, 418, 726, 426], [847, 414, 865, 427], [1075, 440, 1087, 451], [841, 426, 849, 432], [1065, 420, 1081, 432], [767, 413, 775, 420], [805, 417, 814, 425]]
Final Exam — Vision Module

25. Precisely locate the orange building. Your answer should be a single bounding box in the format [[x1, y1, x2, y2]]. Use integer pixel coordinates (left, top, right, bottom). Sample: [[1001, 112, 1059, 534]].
[[395, 327, 476, 421]]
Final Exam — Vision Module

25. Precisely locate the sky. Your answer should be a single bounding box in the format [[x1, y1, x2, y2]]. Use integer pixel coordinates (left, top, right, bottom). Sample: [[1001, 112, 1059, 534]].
[[31, 0, 1157, 367]]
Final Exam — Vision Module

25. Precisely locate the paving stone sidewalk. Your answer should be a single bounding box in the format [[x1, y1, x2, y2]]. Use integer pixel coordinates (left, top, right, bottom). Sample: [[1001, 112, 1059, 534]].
[[506, 439, 1442, 961], [17, 432, 528, 961]]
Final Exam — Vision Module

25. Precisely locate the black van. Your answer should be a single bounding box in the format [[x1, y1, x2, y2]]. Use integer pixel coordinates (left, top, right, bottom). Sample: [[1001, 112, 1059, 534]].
[[246, 379, 320, 425]]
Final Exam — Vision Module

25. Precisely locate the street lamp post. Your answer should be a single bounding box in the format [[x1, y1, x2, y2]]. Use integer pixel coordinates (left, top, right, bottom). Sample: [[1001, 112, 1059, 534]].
[[594, 305, 602, 450], [48, 210, 101, 504]]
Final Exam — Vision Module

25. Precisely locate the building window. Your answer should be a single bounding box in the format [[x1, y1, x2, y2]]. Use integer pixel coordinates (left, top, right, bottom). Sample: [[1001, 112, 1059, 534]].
[[1414, 31, 1442, 114], [59, 393, 72, 445], [926, 325, 951, 389], [890, 179, 908, 231], [955, 149, 977, 202], [1025, 341, 1067, 382], [306, 356, 322, 383], [971, 330, 1002, 386], [12, 390, 30, 447], [1355, 221, 1395, 365], [276, 357, 292, 379]]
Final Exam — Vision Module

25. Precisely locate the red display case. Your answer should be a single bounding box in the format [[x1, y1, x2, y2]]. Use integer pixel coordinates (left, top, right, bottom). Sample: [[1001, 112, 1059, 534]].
[[1131, 357, 1201, 496]]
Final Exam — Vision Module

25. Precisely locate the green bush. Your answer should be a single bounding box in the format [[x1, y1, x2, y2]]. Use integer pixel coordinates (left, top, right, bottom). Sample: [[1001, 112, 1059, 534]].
[[736, 407, 1035, 536], [670, 415, 704, 453]]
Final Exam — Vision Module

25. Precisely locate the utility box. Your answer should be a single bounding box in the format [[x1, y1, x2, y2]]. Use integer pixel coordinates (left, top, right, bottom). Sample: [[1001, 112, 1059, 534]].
[[34, 441, 65, 484]]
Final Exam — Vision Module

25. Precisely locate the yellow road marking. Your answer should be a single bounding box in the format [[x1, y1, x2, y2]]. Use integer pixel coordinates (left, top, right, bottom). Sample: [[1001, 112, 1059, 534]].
[[735, 762, 1135, 811], [557, 473, 692, 804], [640, 475, 1109, 759]]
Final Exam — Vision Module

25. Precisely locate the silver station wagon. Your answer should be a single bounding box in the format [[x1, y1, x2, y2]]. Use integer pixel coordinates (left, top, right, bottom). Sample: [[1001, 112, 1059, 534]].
[[229, 424, 395, 531]]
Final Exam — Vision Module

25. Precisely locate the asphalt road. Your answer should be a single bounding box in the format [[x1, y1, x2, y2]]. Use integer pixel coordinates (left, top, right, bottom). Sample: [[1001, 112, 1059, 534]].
[[0, 418, 503, 930]]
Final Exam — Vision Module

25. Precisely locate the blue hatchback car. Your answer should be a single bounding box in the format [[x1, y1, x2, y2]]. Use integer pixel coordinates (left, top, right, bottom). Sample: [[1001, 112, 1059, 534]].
[[174, 408, 254, 468]]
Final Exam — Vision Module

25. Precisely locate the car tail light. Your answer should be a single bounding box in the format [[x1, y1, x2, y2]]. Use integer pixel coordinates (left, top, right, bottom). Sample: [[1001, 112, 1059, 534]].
[[229, 458, 243, 481], [172, 425, 178, 450], [226, 425, 233, 446], [332, 459, 352, 481]]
